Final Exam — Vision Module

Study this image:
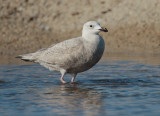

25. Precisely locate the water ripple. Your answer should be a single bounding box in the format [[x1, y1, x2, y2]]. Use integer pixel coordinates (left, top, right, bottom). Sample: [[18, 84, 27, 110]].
[[0, 60, 160, 116]]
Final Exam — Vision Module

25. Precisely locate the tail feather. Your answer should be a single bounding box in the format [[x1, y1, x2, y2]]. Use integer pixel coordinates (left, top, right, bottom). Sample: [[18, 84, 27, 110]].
[[15, 56, 22, 58], [16, 48, 47, 62], [16, 53, 36, 62]]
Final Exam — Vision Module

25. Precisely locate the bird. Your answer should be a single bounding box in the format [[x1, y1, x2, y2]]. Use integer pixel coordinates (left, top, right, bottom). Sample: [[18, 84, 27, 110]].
[[16, 21, 108, 83]]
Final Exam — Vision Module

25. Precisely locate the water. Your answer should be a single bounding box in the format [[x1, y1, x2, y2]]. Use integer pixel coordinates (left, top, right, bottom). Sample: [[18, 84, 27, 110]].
[[0, 60, 160, 116]]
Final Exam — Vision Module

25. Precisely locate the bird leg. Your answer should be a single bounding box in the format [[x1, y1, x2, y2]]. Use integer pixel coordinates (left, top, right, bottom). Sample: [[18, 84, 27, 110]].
[[60, 70, 66, 83], [60, 76, 66, 83], [71, 73, 77, 83]]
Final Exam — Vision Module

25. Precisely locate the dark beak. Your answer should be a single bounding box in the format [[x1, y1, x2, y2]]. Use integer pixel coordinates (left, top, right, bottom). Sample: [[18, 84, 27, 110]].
[[99, 27, 108, 32]]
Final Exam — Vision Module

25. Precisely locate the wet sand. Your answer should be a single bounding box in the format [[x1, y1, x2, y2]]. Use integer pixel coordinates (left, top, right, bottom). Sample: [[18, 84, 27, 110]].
[[1, 52, 160, 65], [0, 0, 160, 57]]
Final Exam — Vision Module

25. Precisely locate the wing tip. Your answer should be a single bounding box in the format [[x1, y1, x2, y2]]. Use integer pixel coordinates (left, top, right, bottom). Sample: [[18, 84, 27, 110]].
[[15, 55, 22, 59]]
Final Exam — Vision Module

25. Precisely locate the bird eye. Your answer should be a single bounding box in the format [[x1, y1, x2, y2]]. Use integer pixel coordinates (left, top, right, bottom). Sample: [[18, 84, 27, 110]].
[[90, 25, 93, 27]]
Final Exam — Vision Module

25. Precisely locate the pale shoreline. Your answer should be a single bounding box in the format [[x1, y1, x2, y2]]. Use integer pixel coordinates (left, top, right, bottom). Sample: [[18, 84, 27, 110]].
[[0, 0, 159, 65], [0, 0, 160, 58], [1, 51, 160, 65]]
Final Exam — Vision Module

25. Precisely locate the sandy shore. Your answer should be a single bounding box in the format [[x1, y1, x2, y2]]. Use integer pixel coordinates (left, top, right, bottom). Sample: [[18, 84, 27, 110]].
[[0, 0, 160, 64]]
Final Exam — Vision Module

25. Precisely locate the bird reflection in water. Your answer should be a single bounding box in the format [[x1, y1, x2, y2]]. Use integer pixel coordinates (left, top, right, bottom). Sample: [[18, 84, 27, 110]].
[[38, 83, 107, 116]]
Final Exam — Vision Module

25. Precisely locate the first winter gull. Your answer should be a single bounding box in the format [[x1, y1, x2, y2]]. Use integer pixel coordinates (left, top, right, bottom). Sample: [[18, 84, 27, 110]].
[[16, 21, 108, 83]]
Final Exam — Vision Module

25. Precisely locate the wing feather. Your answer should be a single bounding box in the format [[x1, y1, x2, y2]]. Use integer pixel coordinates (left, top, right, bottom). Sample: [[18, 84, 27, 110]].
[[38, 37, 84, 67]]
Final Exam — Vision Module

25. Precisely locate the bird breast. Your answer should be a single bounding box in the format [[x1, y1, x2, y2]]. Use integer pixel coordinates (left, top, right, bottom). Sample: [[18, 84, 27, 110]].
[[67, 36, 105, 73]]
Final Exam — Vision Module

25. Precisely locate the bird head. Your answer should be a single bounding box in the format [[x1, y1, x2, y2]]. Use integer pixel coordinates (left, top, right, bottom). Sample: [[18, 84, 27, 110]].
[[82, 21, 108, 36]]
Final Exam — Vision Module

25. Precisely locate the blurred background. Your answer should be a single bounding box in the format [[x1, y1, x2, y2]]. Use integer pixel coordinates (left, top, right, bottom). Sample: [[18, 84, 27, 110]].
[[0, 0, 160, 64]]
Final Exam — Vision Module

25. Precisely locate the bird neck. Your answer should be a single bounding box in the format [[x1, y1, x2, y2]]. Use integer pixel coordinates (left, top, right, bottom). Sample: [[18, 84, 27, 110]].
[[82, 31, 100, 42]]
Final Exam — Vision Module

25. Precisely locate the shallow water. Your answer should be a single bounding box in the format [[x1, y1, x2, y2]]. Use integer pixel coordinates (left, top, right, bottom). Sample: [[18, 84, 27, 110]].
[[0, 60, 160, 116]]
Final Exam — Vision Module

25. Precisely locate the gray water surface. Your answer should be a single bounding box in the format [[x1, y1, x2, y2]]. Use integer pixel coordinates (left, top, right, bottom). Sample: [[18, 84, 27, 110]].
[[0, 60, 160, 116]]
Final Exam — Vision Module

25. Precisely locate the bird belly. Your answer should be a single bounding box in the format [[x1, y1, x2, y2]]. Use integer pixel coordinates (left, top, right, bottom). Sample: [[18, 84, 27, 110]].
[[67, 46, 104, 73]]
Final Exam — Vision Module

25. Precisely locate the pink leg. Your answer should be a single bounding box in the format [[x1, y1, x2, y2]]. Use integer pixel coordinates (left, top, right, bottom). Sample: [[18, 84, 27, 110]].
[[60, 76, 66, 83], [71, 73, 77, 83], [60, 70, 66, 83]]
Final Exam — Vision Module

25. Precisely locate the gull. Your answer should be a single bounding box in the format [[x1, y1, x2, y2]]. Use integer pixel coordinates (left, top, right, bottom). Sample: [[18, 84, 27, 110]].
[[16, 21, 108, 83]]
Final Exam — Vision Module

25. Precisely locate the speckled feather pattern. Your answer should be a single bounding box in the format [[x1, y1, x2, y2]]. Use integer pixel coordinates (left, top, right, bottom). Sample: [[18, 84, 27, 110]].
[[36, 35, 105, 73], [18, 21, 107, 82]]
